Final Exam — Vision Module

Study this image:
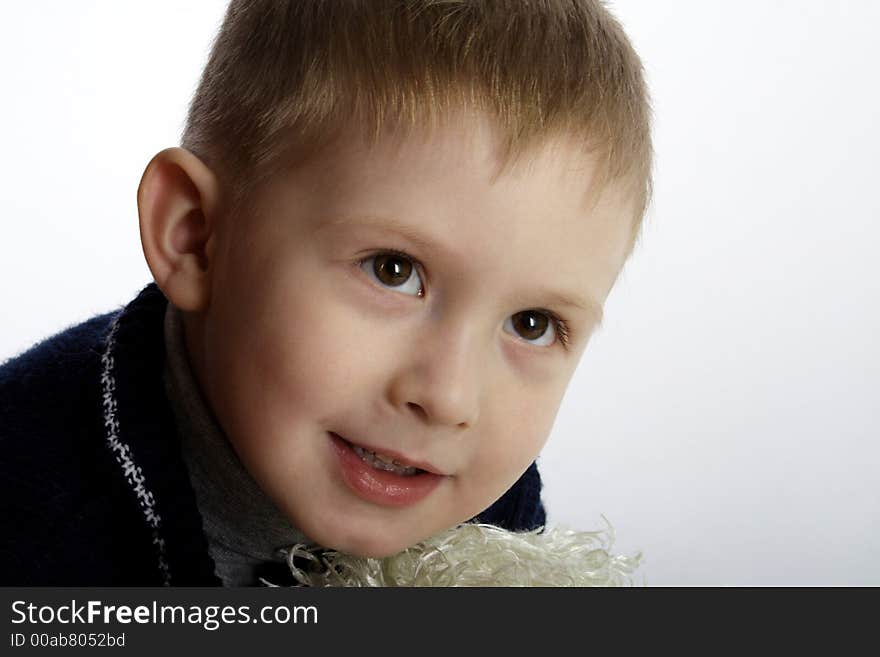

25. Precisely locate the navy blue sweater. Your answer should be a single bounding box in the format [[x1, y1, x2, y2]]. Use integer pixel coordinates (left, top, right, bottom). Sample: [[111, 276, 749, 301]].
[[0, 283, 546, 585]]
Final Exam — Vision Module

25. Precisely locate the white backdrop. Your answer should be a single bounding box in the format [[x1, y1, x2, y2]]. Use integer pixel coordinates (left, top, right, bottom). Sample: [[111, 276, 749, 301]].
[[1, 1, 877, 585]]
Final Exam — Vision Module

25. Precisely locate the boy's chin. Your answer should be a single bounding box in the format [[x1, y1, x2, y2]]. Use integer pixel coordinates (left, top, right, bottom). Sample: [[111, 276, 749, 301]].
[[303, 517, 453, 559], [320, 530, 430, 560]]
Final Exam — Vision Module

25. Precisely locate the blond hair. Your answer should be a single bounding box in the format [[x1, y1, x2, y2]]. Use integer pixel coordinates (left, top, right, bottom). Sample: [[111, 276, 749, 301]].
[[182, 0, 652, 253]]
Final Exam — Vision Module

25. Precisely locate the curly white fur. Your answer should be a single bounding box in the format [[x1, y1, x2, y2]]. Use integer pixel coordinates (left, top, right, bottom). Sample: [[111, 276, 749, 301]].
[[269, 522, 642, 587]]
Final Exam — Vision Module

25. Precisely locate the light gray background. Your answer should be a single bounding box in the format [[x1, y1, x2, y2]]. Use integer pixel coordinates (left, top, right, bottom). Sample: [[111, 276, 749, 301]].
[[1, 1, 877, 585]]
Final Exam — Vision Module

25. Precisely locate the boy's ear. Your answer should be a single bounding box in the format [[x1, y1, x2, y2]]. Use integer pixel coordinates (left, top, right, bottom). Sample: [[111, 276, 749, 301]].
[[137, 147, 221, 312]]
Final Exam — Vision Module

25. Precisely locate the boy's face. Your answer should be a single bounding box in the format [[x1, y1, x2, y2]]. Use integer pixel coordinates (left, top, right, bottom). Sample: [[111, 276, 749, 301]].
[[189, 113, 634, 557]]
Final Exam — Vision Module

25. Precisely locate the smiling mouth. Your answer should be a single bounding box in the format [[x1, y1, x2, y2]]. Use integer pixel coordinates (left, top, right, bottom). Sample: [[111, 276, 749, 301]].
[[329, 432, 445, 507]]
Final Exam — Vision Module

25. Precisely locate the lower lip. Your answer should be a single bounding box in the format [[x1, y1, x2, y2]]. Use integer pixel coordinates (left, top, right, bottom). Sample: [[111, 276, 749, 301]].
[[329, 432, 445, 508]]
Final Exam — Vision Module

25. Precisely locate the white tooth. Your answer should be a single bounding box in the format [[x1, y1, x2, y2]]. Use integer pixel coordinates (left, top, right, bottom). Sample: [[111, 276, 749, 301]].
[[349, 442, 420, 475]]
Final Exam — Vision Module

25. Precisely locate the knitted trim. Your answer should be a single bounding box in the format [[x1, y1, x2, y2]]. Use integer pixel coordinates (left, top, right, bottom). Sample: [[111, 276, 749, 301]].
[[100, 313, 172, 586]]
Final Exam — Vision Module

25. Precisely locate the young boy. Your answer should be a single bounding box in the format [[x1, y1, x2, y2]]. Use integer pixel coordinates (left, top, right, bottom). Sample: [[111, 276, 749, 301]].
[[0, 0, 651, 586]]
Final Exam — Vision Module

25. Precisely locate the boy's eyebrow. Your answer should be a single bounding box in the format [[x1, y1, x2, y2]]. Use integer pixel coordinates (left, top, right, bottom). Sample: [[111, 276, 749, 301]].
[[536, 288, 604, 328], [325, 214, 604, 327], [324, 214, 448, 255]]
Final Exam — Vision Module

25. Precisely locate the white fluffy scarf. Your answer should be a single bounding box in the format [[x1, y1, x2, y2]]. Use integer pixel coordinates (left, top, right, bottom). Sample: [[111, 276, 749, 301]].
[[266, 522, 641, 587]]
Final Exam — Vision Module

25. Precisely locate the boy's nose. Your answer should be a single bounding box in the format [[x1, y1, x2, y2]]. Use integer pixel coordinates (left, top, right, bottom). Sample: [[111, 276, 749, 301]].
[[386, 326, 482, 431]]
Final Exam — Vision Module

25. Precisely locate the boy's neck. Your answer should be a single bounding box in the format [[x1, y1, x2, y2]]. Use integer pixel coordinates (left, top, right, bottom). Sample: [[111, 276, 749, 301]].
[[162, 303, 312, 585]]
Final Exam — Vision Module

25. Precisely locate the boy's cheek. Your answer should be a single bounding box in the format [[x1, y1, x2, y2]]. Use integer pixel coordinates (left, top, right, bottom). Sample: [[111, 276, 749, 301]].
[[240, 297, 398, 412], [470, 398, 558, 470]]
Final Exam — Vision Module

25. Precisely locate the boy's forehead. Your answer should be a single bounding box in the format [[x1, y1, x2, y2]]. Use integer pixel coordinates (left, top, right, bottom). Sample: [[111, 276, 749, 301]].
[[289, 115, 621, 219], [285, 110, 590, 187]]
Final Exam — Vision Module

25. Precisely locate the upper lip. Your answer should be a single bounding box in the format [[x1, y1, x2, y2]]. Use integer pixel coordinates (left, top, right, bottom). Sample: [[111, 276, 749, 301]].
[[331, 432, 449, 476]]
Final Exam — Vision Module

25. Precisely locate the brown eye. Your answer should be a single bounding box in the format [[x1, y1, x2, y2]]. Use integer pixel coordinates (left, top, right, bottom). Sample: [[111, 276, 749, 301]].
[[513, 311, 548, 339], [374, 253, 412, 286], [361, 252, 424, 297], [504, 310, 557, 347]]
